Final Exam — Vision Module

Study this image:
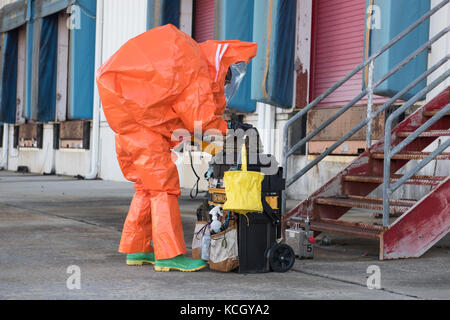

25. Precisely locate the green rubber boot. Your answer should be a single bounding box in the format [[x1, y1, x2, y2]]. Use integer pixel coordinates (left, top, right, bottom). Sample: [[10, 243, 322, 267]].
[[154, 255, 208, 272], [126, 252, 155, 266]]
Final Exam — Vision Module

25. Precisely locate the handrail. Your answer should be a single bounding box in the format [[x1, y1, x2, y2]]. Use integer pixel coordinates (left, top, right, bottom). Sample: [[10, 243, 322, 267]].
[[281, 0, 450, 217], [286, 57, 449, 189], [383, 88, 450, 225], [383, 129, 450, 226]]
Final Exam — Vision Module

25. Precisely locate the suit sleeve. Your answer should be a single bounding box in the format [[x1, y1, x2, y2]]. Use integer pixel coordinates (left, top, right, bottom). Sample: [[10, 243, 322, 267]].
[[171, 72, 227, 136]]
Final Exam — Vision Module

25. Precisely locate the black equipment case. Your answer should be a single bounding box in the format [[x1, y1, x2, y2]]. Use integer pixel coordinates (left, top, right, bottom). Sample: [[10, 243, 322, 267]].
[[206, 148, 294, 273]]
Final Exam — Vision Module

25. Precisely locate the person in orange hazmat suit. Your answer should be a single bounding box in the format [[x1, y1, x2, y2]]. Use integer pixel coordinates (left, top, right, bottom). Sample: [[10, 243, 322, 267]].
[[96, 24, 257, 272]]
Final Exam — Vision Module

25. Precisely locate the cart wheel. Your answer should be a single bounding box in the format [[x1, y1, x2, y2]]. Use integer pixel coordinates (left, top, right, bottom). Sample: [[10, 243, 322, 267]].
[[269, 243, 295, 273]]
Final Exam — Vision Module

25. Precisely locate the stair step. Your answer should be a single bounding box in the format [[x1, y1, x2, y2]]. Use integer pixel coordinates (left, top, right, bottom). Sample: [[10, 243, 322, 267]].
[[423, 110, 450, 117], [343, 174, 446, 186], [371, 152, 450, 160], [308, 218, 384, 240], [315, 195, 414, 215], [397, 130, 450, 138]]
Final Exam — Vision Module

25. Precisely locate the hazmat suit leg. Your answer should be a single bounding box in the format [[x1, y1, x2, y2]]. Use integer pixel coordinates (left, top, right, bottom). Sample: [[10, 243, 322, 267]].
[[115, 130, 186, 260], [119, 187, 154, 253]]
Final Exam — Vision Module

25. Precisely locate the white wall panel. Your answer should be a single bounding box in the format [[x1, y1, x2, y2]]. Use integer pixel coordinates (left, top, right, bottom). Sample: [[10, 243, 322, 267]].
[[7, 124, 54, 174], [55, 149, 91, 176], [180, 0, 193, 36], [98, 1, 147, 122], [427, 0, 450, 101], [98, 123, 127, 182], [101, 0, 148, 63], [97, 0, 148, 182]]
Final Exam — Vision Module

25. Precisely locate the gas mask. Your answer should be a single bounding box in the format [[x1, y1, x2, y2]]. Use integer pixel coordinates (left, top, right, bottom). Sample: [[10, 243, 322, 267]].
[[224, 62, 248, 104]]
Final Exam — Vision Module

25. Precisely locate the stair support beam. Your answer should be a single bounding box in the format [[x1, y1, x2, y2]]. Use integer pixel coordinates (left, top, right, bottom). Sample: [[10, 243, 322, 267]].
[[382, 177, 450, 259]]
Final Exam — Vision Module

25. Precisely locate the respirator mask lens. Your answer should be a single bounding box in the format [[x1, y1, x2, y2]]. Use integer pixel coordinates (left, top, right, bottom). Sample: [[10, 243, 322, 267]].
[[224, 62, 248, 104]]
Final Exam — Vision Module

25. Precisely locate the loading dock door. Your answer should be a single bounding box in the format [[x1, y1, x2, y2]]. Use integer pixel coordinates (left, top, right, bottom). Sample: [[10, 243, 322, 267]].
[[37, 13, 58, 122], [193, 0, 215, 43], [311, 0, 366, 108], [309, 0, 388, 155], [0, 30, 18, 124]]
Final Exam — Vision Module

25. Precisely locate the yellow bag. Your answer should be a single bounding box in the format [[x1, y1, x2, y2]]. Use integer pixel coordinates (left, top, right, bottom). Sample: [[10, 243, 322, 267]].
[[223, 144, 264, 214]]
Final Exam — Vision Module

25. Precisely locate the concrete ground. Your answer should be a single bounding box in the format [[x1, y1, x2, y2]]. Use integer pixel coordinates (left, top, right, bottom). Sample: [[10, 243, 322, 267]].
[[0, 171, 449, 300]]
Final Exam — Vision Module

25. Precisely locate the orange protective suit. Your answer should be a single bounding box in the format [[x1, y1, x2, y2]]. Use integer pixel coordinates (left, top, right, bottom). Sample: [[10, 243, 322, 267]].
[[96, 24, 257, 260]]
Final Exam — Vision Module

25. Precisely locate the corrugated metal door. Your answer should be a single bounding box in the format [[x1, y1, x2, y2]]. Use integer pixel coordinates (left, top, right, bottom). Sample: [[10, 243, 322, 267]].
[[311, 0, 366, 108], [194, 0, 215, 43]]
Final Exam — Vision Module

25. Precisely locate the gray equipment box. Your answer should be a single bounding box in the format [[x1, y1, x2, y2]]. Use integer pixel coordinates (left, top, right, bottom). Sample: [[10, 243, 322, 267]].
[[285, 228, 301, 257], [285, 228, 314, 259]]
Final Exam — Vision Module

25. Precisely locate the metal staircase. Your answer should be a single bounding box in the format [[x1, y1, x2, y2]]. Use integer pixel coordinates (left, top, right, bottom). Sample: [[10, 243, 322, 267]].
[[282, 0, 450, 260]]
